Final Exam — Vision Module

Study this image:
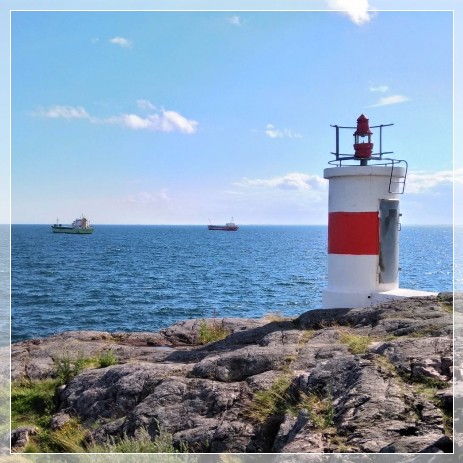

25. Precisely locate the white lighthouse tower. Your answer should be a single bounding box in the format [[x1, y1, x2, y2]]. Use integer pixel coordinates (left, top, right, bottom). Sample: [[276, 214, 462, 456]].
[[322, 114, 437, 309]]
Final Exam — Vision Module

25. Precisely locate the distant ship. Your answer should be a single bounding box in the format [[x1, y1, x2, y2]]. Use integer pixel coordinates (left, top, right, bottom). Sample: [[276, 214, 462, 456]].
[[208, 218, 239, 231], [51, 216, 94, 234]]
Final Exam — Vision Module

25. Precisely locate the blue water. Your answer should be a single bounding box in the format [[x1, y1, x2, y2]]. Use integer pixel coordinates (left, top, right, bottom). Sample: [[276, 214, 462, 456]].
[[11, 225, 452, 343], [0, 225, 10, 346]]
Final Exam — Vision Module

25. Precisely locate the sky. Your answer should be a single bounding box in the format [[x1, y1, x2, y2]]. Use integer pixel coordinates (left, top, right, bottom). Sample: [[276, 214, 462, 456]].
[[8, 5, 458, 225]]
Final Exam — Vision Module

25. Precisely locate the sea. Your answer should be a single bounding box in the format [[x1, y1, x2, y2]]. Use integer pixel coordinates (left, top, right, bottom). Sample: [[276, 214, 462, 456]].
[[10, 225, 454, 343], [0, 225, 9, 346]]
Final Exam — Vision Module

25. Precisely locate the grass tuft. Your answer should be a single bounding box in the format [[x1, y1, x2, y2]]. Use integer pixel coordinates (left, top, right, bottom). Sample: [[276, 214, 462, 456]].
[[98, 348, 118, 368], [47, 419, 88, 453], [247, 376, 293, 423], [246, 375, 335, 431], [198, 319, 230, 345], [88, 427, 188, 453], [11, 379, 58, 429], [54, 353, 88, 384], [338, 331, 371, 354], [263, 312, 287, 322], [298, 390, 335, 430]]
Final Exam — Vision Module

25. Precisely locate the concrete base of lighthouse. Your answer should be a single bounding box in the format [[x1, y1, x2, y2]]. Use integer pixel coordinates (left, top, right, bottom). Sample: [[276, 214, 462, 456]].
[[322, 288, 438, 309]]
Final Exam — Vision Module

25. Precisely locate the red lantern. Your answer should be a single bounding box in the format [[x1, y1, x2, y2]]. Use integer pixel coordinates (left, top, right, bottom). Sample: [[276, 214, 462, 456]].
[[353, 114, 373, 160]]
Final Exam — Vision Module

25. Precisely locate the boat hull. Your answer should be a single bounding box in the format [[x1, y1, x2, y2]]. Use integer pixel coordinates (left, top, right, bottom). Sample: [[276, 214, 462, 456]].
[[208, 225, 239, 231], [51, 226, 94, 234]]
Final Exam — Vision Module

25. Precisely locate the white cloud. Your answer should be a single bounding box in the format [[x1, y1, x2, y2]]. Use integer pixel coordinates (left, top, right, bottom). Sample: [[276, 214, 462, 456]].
[[114, 114, 153, 130], [35, 105, 90, 119], [228, 15, 242, 26], [108, 109, 198, 134], [327, 0, 375, 25], [161, 110, 198, 134], [137, 99, 157, 111], [265, 124, 302, 139], [34, 103, 198, 135], [370, 95, 410, 107], [109, 37, 132, 48], [369, 85, 389, 93], [235, 172, 327, 192], [406, 168, 463, 194]]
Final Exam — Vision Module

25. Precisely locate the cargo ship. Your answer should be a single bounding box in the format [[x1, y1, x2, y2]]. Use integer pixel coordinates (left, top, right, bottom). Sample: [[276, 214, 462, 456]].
[[208, 218, 239, 231], [51, 216, 94, 234]]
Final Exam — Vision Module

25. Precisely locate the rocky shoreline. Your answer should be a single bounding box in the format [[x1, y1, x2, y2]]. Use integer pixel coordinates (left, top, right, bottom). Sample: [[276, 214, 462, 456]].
[[9, 294, 456, 454]]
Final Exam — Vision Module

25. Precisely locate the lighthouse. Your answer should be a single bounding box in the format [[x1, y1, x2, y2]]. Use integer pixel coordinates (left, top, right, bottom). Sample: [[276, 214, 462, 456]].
[[322, 114, 437, 309]]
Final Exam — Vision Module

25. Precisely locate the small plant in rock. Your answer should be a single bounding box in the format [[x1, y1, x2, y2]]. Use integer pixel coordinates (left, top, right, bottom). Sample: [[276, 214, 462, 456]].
[[299, 329, 316, 344], [54, 353, 87, 384], [88, 427, 188, 453], [263, 312, 287, 322], [98, 348, 118, 368], [198, 319, 230, 345], [48, 419, 88, 453], [338, 331, 371, 354], [247, 375, 336, 431], [299, 390, 335, 430], [247, 376, 293, 423]]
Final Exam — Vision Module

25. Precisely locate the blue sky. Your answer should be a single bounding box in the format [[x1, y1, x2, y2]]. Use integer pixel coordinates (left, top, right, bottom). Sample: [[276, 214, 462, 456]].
[[10, 8, 456, 225]]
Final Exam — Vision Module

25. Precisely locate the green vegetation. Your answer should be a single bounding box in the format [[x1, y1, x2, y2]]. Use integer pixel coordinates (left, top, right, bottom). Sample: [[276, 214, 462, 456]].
[[11, 379, 88, 452], [54, 349, 119, 382], [198, 319, 230, 345], [246, 375, 335, 431], [12, 378, 188, 453], [299, 329, 316, 344], [330, 435, 354, 453], [298, 390, 335, 430], [263, 312, 287, 322], [373, 354, 453, 437], [442, 409, 453, 437], [98, 348, 118, 368], [247, 376, 293, 423], [88, 428, 188, 453], [44, 419, 88, 453], [12, 347, 122, 453], [0, 382, 10, 438], [437, 293, 453, 313], [12, 379, 58, 430], [54, 353, 89, 384], [440, 303, 453, 314], [338, 331, 371, 354]]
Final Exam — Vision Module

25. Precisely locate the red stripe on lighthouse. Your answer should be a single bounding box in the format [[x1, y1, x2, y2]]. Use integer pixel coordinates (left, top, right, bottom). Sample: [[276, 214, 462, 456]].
[[328, 212, 379, 255]]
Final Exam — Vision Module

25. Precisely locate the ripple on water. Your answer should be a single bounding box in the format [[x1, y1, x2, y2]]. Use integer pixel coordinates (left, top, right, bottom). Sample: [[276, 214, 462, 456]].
[[11, 225, 452, 342]]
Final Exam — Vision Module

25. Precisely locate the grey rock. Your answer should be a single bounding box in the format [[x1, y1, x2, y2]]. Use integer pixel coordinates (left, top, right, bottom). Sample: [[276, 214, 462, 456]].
[[371, 337, 453, 380], [435, 388, 453, 410], [60, 363, 183, 424], [272, 411, 310, 452], [10, 426, 38, 452], [296, 296, 452, 338], [10, 295, 455, 454], [379, 434, 452, 453], [50, 412, 72, 430], [191, 346, 295, 382]]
